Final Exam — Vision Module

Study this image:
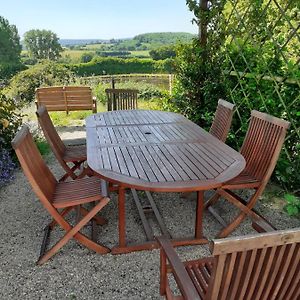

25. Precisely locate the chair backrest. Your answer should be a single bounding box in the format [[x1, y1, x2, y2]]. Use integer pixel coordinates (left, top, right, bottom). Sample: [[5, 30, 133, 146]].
[[209, 99, 235, 142], [36, 86, 94, 113], [240, 110, 290, 183], [11, 125, 57, 204], [207, 227, 300, 300], [36, 105, 66, 161], [105, 88, 138, 111]]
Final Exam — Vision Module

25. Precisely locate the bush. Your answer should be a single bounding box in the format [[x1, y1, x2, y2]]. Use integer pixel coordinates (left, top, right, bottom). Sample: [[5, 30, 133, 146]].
[[138, 86, 164, 100], [80, 52, 94, 63], [69, 57, 173, 76], [3, 60, 74, 105], [0, 92, 23, 150], [284, 194, 300, 216], [149, 46, 176, 60], [0, 62, 26, 82], [164, 40, 226, 127], [0, 92, 23, 187]]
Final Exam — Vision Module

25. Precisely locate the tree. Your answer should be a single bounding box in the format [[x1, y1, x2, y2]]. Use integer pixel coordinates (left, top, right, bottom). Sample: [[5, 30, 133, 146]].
[[149, 46, 176, 60], [24, 29, 63, 60], [0, 16, 22, 79], [80, 52, 94, 63]]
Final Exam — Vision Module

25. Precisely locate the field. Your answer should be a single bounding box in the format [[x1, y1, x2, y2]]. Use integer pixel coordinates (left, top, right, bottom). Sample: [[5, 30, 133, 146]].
[[61, 49, 150, 61]]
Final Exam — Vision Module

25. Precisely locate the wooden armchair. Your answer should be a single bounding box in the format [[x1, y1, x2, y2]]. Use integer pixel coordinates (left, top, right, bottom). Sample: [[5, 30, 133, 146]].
[[157, 227, 300, 299], [36, 105, 91, 182], [205, 110, 290, 237], [11, 125, 110, 264], [105, 88, 138, 111], [209, 99, 235, 142]]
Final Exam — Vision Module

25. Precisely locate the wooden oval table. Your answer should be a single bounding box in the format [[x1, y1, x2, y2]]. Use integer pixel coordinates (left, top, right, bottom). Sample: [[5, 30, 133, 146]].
[[86, 110, 246, 254]]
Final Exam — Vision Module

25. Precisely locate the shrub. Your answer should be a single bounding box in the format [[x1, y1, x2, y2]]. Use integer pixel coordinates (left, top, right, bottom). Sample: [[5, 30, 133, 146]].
[[0, 62, 26, 82], [3, 60, 74, 105], [0, 92, 23, 150], [149, 46, 176, 60], [284, 194, 300, 216], [0, 92, 22, 187], [164, 40, 226, 127], [80, 52, 94, 63], [138, 86, 164, 100]]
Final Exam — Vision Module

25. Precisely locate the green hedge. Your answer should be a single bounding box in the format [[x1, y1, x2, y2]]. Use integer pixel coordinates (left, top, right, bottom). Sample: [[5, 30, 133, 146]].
[[69, 57, 173, 76]]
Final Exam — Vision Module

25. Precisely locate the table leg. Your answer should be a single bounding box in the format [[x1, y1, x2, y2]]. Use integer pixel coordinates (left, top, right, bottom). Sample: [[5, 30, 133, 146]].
[[118, 187, 126, 247], [195, 191, 204, 239]]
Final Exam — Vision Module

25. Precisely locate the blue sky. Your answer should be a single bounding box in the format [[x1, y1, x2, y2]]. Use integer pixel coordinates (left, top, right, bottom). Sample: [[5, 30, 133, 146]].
[[1, 0, 197, 39]]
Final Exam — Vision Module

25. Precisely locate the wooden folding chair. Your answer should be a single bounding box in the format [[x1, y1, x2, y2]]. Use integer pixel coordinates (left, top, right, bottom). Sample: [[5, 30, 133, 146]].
[[205, 110, 290, 237], [36, 105, 91, 182], [11, 126, 110, 265], [105, 88, 138, 111], [209, 99, 235, 142], [157, 227, 300, 300]]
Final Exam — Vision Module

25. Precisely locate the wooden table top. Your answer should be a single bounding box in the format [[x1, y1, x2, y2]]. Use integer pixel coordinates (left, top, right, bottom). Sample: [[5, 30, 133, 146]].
[[86, 110, 245, 192]]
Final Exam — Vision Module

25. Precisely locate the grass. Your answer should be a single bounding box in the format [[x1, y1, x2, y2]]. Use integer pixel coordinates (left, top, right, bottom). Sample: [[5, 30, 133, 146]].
[[35, 138, 51, 156]]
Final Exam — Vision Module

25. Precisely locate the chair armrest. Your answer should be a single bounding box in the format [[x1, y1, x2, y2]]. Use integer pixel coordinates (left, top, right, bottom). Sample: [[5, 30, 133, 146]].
[[156, 236, 201, 300]]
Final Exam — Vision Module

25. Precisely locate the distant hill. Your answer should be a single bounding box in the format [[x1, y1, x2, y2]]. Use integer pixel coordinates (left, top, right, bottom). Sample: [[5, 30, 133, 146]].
[[59, 39, 110, 46], [59, 32, 195, 47]]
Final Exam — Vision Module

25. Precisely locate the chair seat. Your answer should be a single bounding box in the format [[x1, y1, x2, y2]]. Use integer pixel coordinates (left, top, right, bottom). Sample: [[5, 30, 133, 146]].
[[183, 257, 214, 299], [223, 170, 260, 188], [53, 177, 103, 208], [63, 144, 87, 162]]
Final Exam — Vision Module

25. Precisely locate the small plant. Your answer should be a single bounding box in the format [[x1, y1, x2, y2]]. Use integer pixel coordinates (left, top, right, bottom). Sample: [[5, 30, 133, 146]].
[[284, 194, 300, 216]]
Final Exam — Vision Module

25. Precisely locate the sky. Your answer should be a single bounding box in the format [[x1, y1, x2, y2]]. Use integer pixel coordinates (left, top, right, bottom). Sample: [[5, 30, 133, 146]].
[[1, 0, 198, 39]]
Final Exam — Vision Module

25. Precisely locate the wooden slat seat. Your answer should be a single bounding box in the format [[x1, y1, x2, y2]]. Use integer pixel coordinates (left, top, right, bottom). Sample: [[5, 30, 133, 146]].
[[36, 105, 91, 181], [222, 170, 260, 187], [105, 88, 138, 111], [11, 125, 110, 265], [209, 99, 235, 142], [205, 110, 290, 237], [36, 86, 97, 114], [157, 227, 300, 300], [53, 177, 104, 208]]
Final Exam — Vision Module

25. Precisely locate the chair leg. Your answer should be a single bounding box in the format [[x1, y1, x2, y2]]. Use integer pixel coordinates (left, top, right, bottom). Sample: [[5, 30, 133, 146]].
[[48, 207, 74, 229], [37, 198, 110, 265], [80, 206, 107, 225], [216, 188, 262, 238], [160, 249, 167, 296]]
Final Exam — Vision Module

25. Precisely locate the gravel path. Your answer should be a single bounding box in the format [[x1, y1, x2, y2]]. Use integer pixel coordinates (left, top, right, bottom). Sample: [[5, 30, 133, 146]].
[[0, 126, 299, 300]]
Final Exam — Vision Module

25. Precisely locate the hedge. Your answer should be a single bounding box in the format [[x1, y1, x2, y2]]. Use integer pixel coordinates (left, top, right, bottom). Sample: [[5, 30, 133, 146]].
[[69, 57, 174, 76]]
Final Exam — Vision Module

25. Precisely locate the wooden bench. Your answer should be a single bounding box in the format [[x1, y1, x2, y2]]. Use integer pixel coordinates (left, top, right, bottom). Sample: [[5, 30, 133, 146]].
[[35, 86, 97, 114]]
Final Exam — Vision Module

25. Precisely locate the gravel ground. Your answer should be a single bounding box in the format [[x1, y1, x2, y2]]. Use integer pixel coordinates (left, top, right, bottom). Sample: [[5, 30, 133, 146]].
[[0, 126, 299, 300]]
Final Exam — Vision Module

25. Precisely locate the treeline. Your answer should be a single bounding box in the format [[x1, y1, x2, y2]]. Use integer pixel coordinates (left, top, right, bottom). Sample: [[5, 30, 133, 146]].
[[69, 57, 173, 76], [134, 32, 195, 44]]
